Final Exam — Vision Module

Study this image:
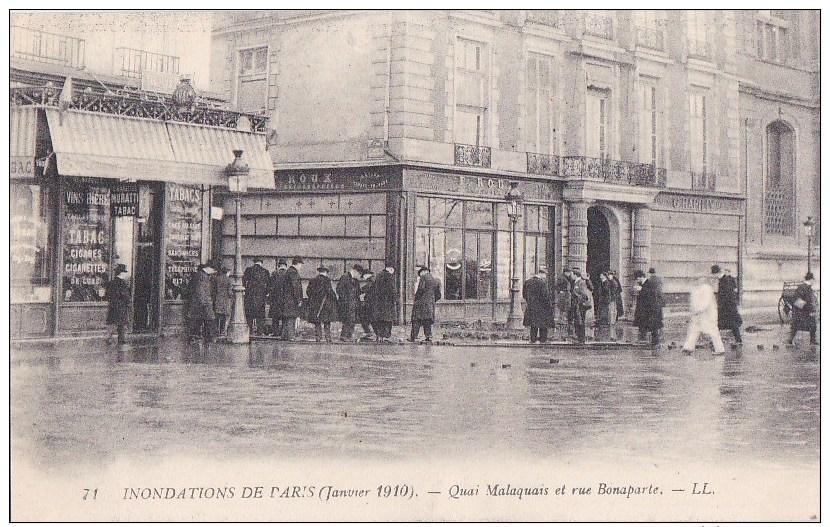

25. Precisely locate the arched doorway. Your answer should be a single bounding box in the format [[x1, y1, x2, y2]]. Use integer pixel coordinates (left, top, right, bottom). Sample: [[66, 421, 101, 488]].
[[587, 206, 611, 283]]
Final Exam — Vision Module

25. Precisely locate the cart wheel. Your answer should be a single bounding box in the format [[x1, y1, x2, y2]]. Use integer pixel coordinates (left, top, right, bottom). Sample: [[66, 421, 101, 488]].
[[778, 297, 791, 324]]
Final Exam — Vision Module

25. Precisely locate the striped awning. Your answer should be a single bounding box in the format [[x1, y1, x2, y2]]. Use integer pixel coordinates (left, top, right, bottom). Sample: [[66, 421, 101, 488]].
[[45, 109, 274, 189]]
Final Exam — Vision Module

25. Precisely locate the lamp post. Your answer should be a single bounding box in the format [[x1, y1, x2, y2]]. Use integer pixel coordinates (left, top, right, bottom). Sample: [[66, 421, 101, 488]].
[[505, 181, 525, 330], [226, 150, 250, 344], [804, 216, 816, 275]]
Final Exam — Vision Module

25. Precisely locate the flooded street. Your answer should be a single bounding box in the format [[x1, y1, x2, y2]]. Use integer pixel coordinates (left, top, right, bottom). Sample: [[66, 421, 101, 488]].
[[11, 321, 819, 471]]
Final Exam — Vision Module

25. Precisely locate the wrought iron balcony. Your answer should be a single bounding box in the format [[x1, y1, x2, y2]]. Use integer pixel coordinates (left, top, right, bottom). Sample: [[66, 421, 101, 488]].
[[10, 85, 269, 132], [10, 26, 85, 69], [691, 171, 716, 191], [116, 47, 180, 79], [635, 25, 664, 52], [584, 14, 614, 40], [526, 10, 561, 28], [454, 144, 491, 168], [526, 152, 560, 177], [688, 38, 711, 60], [562, 156, 667, 188]]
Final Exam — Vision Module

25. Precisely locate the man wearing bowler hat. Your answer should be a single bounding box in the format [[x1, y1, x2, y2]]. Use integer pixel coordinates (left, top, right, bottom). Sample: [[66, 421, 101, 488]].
[[410, 266, 442, 342], [305, 265, 338, 343]]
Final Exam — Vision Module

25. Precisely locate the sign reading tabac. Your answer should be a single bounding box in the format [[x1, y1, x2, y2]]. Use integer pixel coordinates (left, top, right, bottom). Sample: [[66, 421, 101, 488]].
[[275, 167, 401, 192]]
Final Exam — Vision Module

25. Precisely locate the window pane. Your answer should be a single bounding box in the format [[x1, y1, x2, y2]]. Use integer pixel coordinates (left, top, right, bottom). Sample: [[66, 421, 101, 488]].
[[465, 231, 479, 299], [497, 203, 511, 231], [444, 229, 463, 300], [496, 231, 511, 299], [430, 228, 445, 297], [477, 232, 493, 299], [466, 201, 493, 228], [525, 235, 537, 279], [415, 227, 430, 269], [540, 206, 551, 233], [455, 110, 481, 145], [525, 205, 540, 232], [416, 196, 430, 225], [62, 182, 111, 302], [11, 184, 52, 303], [445, 199, 462, 227]]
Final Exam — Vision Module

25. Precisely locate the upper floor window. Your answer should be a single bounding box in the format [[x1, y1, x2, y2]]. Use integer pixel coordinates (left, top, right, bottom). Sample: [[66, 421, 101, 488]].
[[635, 11, 665, 51], [638, 83, 659, 167], [454, 38, 489, 147], [756, 17, 790, 63], [237, 46, 268, 113], [586, 87, 610, 160], [687, 11, 711, 60], [764, 121, 796, 236], [526, 53, 556, 156], [688, 91, 708, 176], [584, 10, 614, 40]]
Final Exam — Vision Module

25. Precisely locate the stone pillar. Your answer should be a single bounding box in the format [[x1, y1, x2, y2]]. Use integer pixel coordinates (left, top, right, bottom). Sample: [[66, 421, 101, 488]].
[[632, 206, 652, 274], [567, 201, 590, 272]]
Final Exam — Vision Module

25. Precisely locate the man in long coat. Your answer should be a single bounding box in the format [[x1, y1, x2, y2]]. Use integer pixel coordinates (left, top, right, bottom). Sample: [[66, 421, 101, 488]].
[[305, 266, 338, 343], [370, 264, 397, 342], [634, 269, 664, 345], [105, 263, 131, 344], [185, 263, 217, 348], [213, 265, 233, 337], [608, 270, 625, 321], [242, 258, 270, 335], [358, 270, 376, 341], [523, 267, 554, 344], [336, 264, 362, 341], [788, 272, 818, 345], [555, 268, 574, 338], [410, 266, 442, 342], [570, 270, 593, 344], [279, 257, 305, 341], [268, 259, 288, 337], [712, 265, 742, 343]]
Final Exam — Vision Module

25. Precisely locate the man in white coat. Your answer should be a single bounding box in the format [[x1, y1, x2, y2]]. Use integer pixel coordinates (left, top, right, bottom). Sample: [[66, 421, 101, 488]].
[[681, 274, 726, 355]]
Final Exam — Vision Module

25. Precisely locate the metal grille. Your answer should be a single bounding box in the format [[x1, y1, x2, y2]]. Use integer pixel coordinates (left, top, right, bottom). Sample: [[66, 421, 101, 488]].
[[764, 186, 795, 236]]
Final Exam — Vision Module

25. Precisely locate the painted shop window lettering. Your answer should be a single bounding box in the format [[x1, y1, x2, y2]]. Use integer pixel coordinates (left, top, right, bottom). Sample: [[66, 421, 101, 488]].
[[62, 181, 111, 302], [11, 183, 53, 304], [164, 183, 203, 300]]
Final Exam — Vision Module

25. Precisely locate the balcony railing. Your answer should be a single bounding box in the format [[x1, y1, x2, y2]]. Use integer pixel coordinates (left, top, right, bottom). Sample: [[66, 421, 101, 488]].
[[691, 171, 716, 191], [10, 85, 269, 132], [116, 47, 180, 79], [688, 38, 711, 60], [10, 26, 85, 69], [526, 152, 560, 177], [454, 144, 491, 168], [562, 156, 667, 188], [584, 14, 614, 40], [526, 10, 561, 28], [635, 25, 664, 52]]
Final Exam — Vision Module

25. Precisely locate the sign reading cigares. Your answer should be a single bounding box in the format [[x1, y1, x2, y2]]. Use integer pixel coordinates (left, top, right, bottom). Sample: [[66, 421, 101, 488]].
[[164, 183, 203, 301], [62, 178, 111, 302]]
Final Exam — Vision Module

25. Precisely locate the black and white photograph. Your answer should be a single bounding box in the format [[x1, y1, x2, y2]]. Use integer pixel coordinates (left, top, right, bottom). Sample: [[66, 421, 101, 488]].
[[8, 8, 821, 522]]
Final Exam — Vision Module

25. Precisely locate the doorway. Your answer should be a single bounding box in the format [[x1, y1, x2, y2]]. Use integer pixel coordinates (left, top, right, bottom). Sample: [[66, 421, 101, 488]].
[[587, 206, 611, 283]]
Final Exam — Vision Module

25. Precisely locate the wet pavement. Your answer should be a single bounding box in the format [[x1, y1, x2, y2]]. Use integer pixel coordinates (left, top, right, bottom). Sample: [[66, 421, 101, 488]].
[[11, 315, 819, 471]]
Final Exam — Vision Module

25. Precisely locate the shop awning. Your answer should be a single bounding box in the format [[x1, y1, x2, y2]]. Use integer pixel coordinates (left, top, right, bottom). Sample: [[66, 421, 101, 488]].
[[11, 107, 39, 177], [45, 109, 275, 189]]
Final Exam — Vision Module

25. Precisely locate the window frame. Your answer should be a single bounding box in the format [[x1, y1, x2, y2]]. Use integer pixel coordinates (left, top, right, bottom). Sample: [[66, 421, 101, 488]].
[[526, 51, 557, 156], [454, 37, 490, 147], [236, 45, 269, 114]]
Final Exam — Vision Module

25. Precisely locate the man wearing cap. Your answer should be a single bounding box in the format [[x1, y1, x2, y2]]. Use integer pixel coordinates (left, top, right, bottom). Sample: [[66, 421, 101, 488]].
[[337, 265, 363, 341], [681, 271, 725, 355], [712, 265, 743, 343], [279, 257, 305, 341], [410, 266, 442, 342], [243, 258, 271, 335], [788, 272, 818, 346], [371, 264, 397, 342], [306, 266, 338, 343], [268, 259, 288, 337], [105, 263, 132, 344], [633, 269, 663, 346], [185, 263, 217, 350], [523, 266, 554, 344]]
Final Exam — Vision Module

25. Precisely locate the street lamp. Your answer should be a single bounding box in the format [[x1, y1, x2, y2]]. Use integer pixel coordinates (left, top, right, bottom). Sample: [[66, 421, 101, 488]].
[[804, 216, 816, 274], [225, 149, 250, 344], [505, 181, 525, 330]]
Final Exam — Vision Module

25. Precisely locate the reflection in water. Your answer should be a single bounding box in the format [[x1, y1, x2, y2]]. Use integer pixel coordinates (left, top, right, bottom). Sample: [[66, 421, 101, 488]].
[[10, 335, 820, 469]]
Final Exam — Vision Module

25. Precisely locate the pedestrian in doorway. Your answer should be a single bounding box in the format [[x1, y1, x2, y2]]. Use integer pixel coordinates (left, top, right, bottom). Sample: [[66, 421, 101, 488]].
[[522, 266, 555, 343], [788, 272, 818, 346], [410, 266, 442, 342], [358, 270, 376, 341], [681, 273, 725, 355], [556, 268, 574, 338], [279, 257, 304, 341], [213, 264, 233, 337], [570, 270, 593, 343], [306, 266, 338, 343], [105, 263, 131, 344], [633, 269, 663, 346], [242, 258, 270, 335], [268, 259, 288, 337], [185, 263, 217, 348], [336, 265, 363, 341], [594, 272, 613, 341], [712, 265, 743, 343], [608, 270, 625, 321], [371, 264, 397, 342]]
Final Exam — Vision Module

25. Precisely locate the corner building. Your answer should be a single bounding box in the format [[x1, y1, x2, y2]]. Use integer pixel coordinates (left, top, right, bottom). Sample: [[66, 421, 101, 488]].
[[211, 10, 819, 321]]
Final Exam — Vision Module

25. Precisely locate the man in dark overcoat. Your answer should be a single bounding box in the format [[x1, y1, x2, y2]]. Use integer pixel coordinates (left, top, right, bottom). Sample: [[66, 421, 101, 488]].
[[634, 269, 664, 345], [305, 266, 338, 343], [242, 258, 271, 335], [712, 265, 742, 342], [105, 263, 132, 344], [279, 257, 304, 341], [268, 259, 288, 337], [185, 263, 217, 347], [570, 269, 593, 344], [608, 270, 625, 321], [410, 266, 442, 342], [358, 270, 376, 341], [370, 264, 397, 342], [555, 268, 574, 337], [788, 272, 818, 346], [523, 266, 554, 344], [336, 264, 362, 341]]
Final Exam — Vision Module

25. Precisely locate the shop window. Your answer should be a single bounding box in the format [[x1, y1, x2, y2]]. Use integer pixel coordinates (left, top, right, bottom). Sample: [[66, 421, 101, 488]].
[[11, 183, 53, 304], [526, 52, 556, 155], [61, 180, 111, 302], [164, 183, 203, 301], [764, 121, 796, 236], [524, 204, 550, 280]]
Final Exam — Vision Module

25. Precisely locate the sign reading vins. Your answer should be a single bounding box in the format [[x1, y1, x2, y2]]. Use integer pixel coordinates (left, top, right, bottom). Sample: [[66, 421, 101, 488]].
[[164, 183, 203, 301], [62, 179, 111, 302]]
